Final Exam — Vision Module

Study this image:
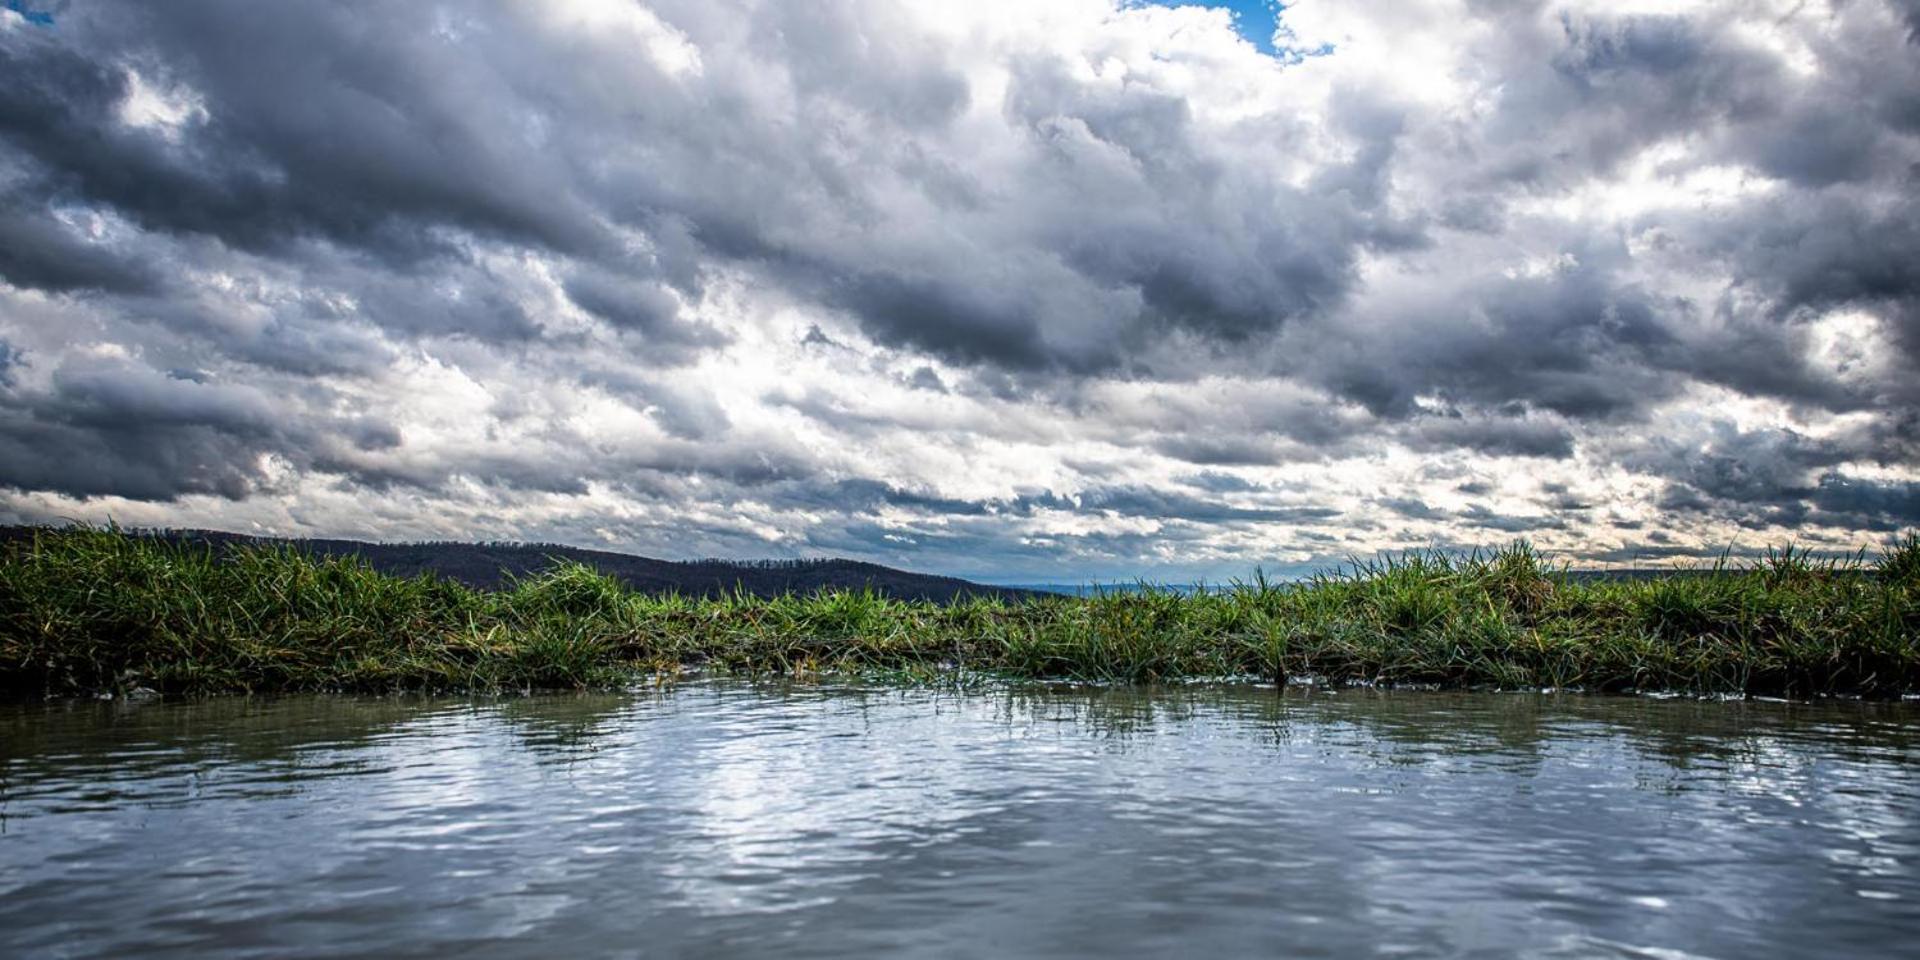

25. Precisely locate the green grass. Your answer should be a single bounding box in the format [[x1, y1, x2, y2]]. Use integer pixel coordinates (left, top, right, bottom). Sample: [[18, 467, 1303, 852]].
[[2, 527, 1917, 698]]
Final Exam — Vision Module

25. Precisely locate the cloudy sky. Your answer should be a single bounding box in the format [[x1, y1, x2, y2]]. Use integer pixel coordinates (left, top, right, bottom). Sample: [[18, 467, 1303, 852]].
[[1, 0, 1916, 582]]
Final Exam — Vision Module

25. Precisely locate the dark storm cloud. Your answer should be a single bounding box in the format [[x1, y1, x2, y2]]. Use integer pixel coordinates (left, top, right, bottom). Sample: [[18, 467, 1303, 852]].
[[1180, 471, 1262, 494], [0, 194, 160, 294], [126, 283, 401, 378], [1031, 486, 1342, 525], [1808, 474, 1920, 530], [1381, 497, 1448, 521], [0, 356, 391, 501], [0, 5, 609, 266], [784, 478, 998, 518], [634, 16, 1404, 377], [1399, 413, 1578, 460], [1636, 421, 1920, 532], [1292, 237, 1683, 426], [994, 53, 1378, 341], [1150, 433, 1307, 467], [768, 477, 1340, 528], [1538, 483, 1593, 512], [565, 271, 698, 342], [1458, 503, 1567, 534], [904, 366, 948, 393], [822, 271, 1061, 372], [1413, 11, 1771, 225], [1645, 424, 1847, 506], [1684, 193, 1920, 416]]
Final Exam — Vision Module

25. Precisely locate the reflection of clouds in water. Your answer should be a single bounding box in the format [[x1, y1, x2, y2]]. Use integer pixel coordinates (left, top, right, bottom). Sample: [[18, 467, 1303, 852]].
[[660, 689, 1026, 916], [3, 687, 1918, 956], [1816, 761, 1916, 900], [291, 706, 585, 939]]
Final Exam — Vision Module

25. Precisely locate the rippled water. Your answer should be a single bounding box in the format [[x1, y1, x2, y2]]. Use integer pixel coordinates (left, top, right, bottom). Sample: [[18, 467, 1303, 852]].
[[3, 685, 1918, 958]]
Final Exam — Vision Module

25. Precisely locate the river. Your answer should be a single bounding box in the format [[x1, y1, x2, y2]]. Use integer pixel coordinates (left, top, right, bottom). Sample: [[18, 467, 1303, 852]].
[[4, 684, 1917, 957]]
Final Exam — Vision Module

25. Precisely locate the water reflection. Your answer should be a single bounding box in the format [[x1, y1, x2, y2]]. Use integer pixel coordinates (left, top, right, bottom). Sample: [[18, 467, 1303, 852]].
[[3, 685, 1917, 958]]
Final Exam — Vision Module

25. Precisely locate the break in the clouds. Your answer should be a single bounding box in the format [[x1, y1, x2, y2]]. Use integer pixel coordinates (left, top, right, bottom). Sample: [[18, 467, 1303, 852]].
[[1, 0, 1916, 581]]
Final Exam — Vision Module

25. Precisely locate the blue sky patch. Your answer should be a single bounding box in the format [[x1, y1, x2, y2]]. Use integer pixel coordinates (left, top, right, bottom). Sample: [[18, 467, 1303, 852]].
[[1135, 1, 1333, 61], [5, 0, 55, 27], [1139, 0, 1280, 54]]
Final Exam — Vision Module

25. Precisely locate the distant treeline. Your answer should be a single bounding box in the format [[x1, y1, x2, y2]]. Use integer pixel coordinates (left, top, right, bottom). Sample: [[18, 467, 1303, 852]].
[[0, 526, 1036, 603]]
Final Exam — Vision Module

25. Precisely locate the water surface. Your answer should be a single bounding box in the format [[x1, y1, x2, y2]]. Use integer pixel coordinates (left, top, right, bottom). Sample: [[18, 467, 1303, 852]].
[[4, 685, 1918, 957]]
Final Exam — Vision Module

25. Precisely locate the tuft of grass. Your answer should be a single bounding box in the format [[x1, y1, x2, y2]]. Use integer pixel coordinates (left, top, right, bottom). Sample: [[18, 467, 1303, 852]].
[[1, 526, 1916, 699], [1879, 533, 1920, 586]]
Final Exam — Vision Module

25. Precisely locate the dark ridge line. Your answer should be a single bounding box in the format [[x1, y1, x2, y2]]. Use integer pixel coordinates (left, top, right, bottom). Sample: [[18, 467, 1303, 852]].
[[0, 525, 1041, 603]]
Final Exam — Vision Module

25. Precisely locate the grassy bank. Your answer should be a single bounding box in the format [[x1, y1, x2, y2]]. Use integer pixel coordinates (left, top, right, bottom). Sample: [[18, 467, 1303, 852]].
[[3, 527, 1917, 698]]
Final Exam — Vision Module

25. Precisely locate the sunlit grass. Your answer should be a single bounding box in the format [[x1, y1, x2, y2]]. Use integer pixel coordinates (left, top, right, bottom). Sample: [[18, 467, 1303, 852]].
[[2, 526, 1916, 698]]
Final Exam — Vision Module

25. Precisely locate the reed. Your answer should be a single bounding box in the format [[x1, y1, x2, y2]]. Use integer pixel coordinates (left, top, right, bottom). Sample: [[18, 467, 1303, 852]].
[[2, 526, 1915, 698]]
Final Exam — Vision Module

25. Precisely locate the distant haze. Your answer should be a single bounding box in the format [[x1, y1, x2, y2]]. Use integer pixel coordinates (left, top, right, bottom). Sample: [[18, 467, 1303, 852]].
[[0, 1, 1915, 582]]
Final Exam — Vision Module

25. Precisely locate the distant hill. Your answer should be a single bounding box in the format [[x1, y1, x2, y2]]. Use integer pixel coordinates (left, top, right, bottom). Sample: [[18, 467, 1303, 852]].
[[0, 526, 1039, 603]]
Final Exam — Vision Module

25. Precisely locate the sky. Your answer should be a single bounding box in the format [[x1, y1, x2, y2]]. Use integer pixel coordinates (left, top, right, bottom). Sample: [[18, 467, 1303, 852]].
[[0, 0, 1917, 582], [1148, 1, 1284, 56]]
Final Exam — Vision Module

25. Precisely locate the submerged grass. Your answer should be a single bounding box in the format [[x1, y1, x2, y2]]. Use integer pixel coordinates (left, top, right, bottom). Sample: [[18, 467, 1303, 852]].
[[2, 527, 1917, 699]]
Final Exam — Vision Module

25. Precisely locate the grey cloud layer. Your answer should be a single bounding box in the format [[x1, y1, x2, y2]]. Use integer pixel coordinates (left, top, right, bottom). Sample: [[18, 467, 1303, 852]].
[[0, 0, 1915, 578]]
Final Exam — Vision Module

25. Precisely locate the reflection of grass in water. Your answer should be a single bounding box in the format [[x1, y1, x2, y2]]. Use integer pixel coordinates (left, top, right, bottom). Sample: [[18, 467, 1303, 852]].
[[2, 526, 1917, 698]]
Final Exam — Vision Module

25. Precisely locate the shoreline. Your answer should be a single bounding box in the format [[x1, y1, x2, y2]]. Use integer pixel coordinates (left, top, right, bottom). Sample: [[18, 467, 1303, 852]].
[[3, 527, 1916, 700]]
